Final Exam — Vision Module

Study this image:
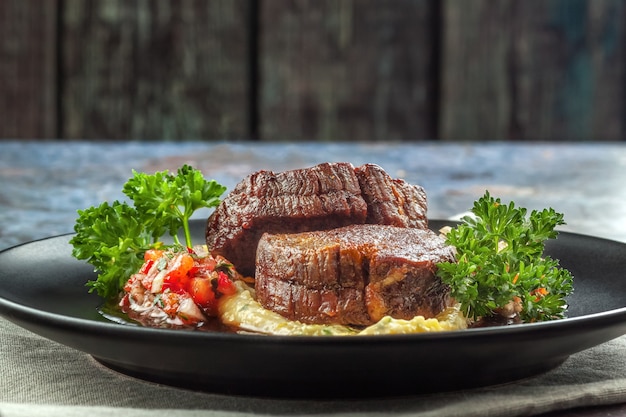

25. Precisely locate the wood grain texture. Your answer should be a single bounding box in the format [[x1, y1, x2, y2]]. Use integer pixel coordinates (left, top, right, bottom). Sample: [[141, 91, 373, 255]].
[[2, 1, 626, 142], [60, 0, 250, 141], [259, 0, 437, 141], [0, 0, 58, 139], [440, 0, 626, 141]]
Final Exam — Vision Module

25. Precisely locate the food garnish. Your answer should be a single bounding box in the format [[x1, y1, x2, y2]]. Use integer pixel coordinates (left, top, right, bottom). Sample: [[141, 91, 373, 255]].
[[120, 246, 239, 327], [70, 165, 226, 299], [70, 163, 574, 334], [436, 191, 574, 324]]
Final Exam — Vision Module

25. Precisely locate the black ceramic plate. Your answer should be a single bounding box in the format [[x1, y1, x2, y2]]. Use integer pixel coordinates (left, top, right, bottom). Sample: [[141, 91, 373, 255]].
[[1, 220, 625, 398]]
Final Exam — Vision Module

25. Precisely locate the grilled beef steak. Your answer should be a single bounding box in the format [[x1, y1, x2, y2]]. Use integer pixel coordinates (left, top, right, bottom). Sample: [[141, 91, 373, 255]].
[[255, 224, 455, 326], [206, 162, 427, 277], [355, 163, 428, 229]]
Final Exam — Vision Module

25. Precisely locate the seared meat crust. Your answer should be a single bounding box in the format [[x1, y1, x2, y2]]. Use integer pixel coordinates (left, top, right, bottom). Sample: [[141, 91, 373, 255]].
[[255, 224, 454, 326], [206, 162, 427, 277]]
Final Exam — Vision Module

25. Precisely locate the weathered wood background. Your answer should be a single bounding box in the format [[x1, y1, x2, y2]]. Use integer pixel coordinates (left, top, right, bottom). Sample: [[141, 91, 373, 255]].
[[1, 0, 625, 141]]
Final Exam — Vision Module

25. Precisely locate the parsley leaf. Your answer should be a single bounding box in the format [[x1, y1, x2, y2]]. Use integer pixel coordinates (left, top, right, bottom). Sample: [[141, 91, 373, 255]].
[[70, 201, 155, 299], [123, 165, 226, 248], [436, 191, 574, 323], [70, 165, 226, 299]]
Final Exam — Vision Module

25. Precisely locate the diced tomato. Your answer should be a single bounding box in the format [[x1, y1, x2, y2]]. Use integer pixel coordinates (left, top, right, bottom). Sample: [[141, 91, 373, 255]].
[[189, 277, 218, 315], [200, 257, 217, 271], [189, 277, 214, 305], [163, 253, 195, 292], [216, 271, 236, 296], [140, 259, 155, 274], [188, 257, 217, 277], [169, 253, 194, 280], [144, 249, 164, 262]]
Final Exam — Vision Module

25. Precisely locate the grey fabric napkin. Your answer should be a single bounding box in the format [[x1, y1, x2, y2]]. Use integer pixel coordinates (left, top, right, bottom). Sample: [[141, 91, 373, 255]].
[[1, 317, 625, 417]]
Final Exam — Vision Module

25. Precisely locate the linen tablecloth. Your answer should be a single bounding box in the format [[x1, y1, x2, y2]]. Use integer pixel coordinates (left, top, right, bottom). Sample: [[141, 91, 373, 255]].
[[1, 316, 625, 416]]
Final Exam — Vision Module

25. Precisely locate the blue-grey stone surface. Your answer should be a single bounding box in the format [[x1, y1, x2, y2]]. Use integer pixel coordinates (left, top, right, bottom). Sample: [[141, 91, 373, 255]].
[[1, 141, 626, 250]]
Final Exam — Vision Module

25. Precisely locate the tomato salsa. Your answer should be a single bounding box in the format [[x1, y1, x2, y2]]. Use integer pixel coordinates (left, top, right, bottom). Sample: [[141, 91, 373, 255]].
[[120, 246, 240, 328]]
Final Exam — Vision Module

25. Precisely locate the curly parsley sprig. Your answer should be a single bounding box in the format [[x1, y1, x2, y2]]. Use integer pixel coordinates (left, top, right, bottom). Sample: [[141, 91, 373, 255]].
[[123, 164, 225, 248], [70, 165, 226, 299], [436, 191, 574, 323]]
